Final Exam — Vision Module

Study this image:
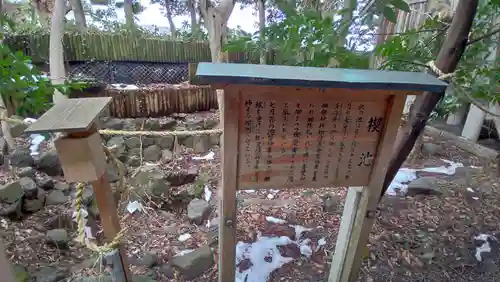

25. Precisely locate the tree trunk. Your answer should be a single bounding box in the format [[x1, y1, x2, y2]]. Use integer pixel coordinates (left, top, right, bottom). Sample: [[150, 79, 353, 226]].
[[380, 0, 480, 199], [124, 0, 134, 29], [49, 0, 67, 104], [187, 0, 199, 38], [165, 0, 176, 39], [338, 0, 357, 47], [0, 0, 15, 150], [70, 0, 86, 30], [200, 0, 236, 128], [258, 0, 266, 64]]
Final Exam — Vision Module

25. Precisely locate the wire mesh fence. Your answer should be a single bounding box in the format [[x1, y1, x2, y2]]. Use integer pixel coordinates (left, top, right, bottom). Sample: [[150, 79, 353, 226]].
[[68, 61, 189, 85]]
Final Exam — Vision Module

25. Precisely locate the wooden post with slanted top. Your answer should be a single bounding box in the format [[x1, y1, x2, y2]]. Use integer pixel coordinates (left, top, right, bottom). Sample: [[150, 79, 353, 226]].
[[24, 97, 132, 282], [196, 63, 448, 282]]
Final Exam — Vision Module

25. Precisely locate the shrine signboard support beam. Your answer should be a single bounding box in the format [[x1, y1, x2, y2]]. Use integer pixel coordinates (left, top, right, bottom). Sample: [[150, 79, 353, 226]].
[[197, 63, 448, 282], [24, 97, 132, 282]]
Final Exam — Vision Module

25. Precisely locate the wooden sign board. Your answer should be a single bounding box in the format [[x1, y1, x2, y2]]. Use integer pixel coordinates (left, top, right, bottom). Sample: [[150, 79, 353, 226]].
[[196, 63, 448, 282]]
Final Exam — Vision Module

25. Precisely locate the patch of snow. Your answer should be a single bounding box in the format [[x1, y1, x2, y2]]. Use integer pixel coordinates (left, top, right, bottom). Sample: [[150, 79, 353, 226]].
[[472, 196, 479, 200], [126, 201, 144, 214], [242, 190, 256, 193], [467, 187, 475, 193], [111, 84, 139, 90], [178, 233, 192, 242], [204, 184, 212, 202], [235, 236, 294, 282], [474, 234, 497, 262], [267, 194, 274, 199], [192, 151, 215, 161], [235, 224, 319, 281], [387, 159, 464, 195], [175, 249, 194, 256], [317, 237, 326, 251], [266, 216, 287, 224]]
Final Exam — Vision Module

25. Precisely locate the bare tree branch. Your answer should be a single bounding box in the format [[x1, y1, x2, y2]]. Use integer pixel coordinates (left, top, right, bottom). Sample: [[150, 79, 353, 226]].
[[466, 26, 500, 46]]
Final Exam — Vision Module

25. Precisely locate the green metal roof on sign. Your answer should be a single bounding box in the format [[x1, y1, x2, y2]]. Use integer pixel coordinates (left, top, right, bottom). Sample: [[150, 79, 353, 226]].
[[196, 63, 448, 93]]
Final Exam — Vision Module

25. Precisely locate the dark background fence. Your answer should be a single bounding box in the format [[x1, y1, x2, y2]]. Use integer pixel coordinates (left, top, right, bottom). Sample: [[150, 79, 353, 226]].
[[68, 61, 189, 84]]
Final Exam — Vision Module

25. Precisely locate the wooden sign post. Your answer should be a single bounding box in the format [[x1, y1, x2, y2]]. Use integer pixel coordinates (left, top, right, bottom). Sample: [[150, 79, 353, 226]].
[[25, 98, 132, 282], [196, 63, 447, 282]]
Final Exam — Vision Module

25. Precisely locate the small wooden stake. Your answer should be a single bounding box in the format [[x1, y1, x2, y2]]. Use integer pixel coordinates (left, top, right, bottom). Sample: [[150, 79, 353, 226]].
[[0, 238, 16, 282], [219, 87, 240, 282], [24, 97, 132, 281], [68, 126, 132, 282]]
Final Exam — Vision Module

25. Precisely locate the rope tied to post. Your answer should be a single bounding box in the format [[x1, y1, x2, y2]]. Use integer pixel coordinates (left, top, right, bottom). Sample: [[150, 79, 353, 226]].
[[425, 60, 500, 118], [73, 144, 127, 254]]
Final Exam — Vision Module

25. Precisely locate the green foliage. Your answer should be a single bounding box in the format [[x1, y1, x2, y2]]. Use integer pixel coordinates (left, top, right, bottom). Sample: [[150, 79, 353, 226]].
[[376, 0, 500, 118], [225, 9, 370, 68]]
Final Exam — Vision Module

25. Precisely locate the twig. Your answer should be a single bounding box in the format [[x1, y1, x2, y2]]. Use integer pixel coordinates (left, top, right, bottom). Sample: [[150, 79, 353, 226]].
[[466, 26, 500, 46]]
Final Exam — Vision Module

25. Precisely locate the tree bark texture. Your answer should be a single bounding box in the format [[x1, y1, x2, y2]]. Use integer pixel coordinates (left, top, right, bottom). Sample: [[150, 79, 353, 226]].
[[187, 0, 199, 38], [0, 0, 15, 150], [380, 0, 480, 199], [165, 0, 176, 38], [124, 0, 134, 28], [70, 0, 86, 30], [49, 0, 68, 104], [258, 0, 266, 64]]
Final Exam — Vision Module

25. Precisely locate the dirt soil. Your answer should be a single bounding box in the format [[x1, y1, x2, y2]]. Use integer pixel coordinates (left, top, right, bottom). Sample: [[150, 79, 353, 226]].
[[2, 112, 499, 282]]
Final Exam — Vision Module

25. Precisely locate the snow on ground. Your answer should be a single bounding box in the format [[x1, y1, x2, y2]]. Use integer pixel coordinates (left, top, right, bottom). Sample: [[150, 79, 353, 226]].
[[387, 159, 464, 195], [235, 217, 323, 282]]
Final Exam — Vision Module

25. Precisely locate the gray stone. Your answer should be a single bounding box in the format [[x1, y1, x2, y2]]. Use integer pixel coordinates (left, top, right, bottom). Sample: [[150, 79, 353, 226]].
[[0, 153, 4, 165], [187, 199, 212, 225], [161, 150, 173, 161], [171, 245, 214, 280], [406, 177, 441, 196], [73, 275, 156, 282], [38, 177, 55, 190], [107, 161, 126, 183], [143, 145, 162, 162], [204, 118, 219, 129], [0, 137, 7, 154], [125, 137, 142, 149], [17, 167, 36, 178], [23, 189, 46, 212], [181, 135, 193, 148], [0, 180, 24, 204], [130, 167, 171, 198], [159, 118, 177, 130], [322, 194, 340, 213], [128, 148, 142, 157], [20, 177, 38, 198], [107, 136, 127, 156], [0, 199, 22, 219], [12, 264, 29, 282], [46, 229, 70, 249], [44, 214, 75, 230], [46, 190, 68, 205], [37, 150, 62, 176], [142, 137, 155, 147], [10, 122, 29, 138], [159, 264, 174, 279], [87, 198, 100, 218], [127, 156, 141, 167], [131, 252, 158, 268], [155, 136, 174, 149], [104, 118, 124, 130], [32, 266, 66, 282], [421, 143, 442, 156], [80, 186, 95, 206], [185, 118, 204, 130], [123, 119, 138, 130], [54, 182, 70, 194], [144, 119, 161, 131], [9, 148, 34, 167], [209, 133, 221, 146], [192, 135, 211, 153], [166, 167, 198, 186]]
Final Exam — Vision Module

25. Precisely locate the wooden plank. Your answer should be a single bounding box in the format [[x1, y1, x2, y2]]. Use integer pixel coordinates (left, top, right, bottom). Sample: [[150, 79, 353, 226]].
[[0, 238, 16, 282], [25, 97, 112, 134], [334, 95, 406, 282], [328, 186, 365, 282], [237, 87, 389, 190], [218, 86, 240, 282], [424, 125, 499, 160], [196, 63, 448, 92]]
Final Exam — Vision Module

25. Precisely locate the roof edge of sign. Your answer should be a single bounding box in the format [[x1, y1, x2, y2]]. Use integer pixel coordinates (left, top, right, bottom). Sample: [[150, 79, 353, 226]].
[[196, 63, 448, 92]]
